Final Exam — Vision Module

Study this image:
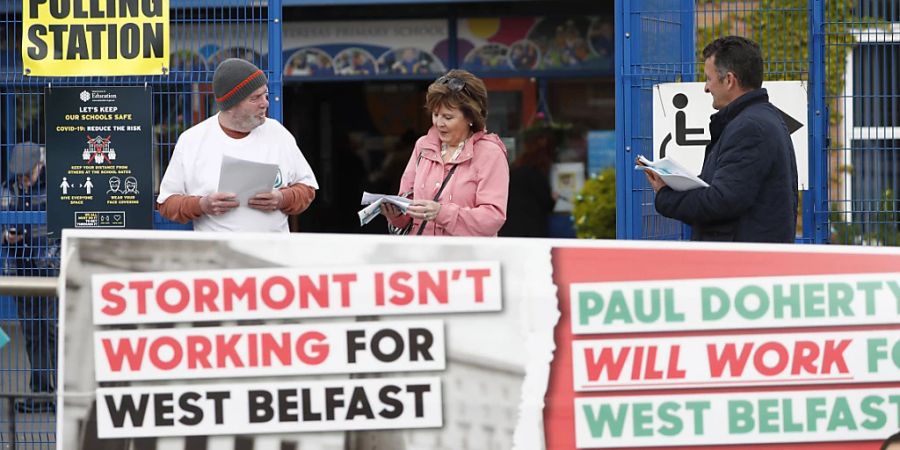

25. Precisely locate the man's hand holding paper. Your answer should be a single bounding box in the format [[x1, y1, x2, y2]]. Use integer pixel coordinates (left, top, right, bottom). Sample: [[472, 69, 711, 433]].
[[248, 188, 284, 212], [200, 192, 240, 216]]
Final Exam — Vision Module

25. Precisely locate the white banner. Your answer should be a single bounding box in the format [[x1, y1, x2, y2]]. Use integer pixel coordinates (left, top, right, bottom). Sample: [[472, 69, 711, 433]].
[[573, 329, 899, 391], [571, 272, 900, 334], [94, 320, 445, 381], [59, 229, 900, 449], [96, 377, 442, 438], [575, 387, 900, 448], [92, 261, 502, 324]]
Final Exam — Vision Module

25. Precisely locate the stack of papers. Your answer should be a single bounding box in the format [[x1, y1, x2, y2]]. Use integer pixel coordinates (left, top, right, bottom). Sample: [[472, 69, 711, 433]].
[[634, 155, 709, 191], [217, 155, 279, 204], [358, 192, 413, 226]]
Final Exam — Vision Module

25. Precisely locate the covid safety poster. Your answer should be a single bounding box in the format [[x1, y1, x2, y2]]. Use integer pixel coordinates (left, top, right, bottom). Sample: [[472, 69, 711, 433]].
[[46, 87, 153, 235]]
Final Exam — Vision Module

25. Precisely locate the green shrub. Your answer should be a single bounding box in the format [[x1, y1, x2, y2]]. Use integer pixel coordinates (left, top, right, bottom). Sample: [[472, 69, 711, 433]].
[[573, 168, 616, 239]]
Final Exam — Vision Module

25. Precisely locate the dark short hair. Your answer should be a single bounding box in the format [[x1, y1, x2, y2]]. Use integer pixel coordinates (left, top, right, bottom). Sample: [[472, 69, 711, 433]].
[[882, 431, 900, 450], [425, 69, 488, 132], [702, 36, 763, 90]]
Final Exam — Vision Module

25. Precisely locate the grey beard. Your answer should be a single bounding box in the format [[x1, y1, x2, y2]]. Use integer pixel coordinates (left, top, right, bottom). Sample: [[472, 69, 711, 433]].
[[238, 116, 265, 132], [229, 114, 265, 133]]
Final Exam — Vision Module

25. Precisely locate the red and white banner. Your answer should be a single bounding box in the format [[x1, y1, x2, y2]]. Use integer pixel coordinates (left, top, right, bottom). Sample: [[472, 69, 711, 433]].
[[58, 231, 900, 450]]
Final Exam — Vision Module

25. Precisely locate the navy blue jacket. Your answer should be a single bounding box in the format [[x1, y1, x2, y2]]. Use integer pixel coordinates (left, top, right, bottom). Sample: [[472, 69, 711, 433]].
[[655, 89, 798, 242], [1, 168, 58, 276]]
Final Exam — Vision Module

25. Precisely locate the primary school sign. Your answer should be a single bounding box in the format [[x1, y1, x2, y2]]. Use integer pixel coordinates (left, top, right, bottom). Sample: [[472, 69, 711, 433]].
[[57, 232, 900, 449], [22, 0, 169, 76]]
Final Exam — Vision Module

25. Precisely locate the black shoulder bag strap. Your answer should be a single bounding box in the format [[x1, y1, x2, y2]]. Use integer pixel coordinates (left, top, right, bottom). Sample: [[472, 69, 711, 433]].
[[416, 164, 458, 235]]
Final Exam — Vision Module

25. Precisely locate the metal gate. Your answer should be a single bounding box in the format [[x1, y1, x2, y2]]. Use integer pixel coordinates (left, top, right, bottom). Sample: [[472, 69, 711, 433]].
[[617, 0, 899, 245], [615, 0, 697, 241], [0, 1, 282, 446], [824, 0, 900, 246]]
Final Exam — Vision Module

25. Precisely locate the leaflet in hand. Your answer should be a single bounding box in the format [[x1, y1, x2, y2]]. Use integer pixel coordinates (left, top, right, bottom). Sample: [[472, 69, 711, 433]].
[[634, 155, 709, 191], [358, 199, 384, 226], [360, 191, 412, 212], [357, 191, 413, 226], [217, 155, 279, 204]]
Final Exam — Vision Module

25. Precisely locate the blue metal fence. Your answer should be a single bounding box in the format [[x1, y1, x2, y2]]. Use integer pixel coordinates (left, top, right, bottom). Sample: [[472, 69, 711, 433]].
[[825, 0, 900, 246], [616, 0, 696, 240], [0, 1, 281, 446]]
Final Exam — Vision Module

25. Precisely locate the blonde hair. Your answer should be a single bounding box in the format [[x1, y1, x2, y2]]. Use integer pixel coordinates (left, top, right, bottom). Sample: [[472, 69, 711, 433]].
[[425, 69, 488, 132]]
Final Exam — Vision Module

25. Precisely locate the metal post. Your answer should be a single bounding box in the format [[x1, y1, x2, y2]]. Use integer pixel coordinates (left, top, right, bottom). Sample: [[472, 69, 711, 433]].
[[448, 6, 458, 70], [809, 0, 829, 243], [268, 0, 284, 123], [615, 0, 632, 239], [0, 277, 58, 297], [5, 395, 16, 448]]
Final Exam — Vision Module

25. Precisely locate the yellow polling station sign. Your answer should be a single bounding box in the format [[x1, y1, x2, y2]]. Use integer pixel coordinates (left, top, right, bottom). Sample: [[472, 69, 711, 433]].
[[22, 0, 169, 76]]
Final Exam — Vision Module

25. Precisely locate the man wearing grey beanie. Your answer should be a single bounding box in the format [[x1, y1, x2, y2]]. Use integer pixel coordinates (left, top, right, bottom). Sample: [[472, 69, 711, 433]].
[[2, 142, 60, 413], [158, 58, 318, 232]]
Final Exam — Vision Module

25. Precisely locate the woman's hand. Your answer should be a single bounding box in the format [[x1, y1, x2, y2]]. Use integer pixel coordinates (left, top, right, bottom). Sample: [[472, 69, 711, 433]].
[[407, 200, 441, 222], [380, 203, 403, 219]]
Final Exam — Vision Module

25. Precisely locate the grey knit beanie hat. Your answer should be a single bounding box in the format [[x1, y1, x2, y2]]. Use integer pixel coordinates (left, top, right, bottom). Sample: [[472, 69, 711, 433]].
[[9, 142, 44, 175], [213, 58, 268, 111]]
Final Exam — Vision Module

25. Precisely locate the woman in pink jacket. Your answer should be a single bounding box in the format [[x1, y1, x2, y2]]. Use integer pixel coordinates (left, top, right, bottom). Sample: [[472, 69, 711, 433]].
[[381, 69, 510, 236]]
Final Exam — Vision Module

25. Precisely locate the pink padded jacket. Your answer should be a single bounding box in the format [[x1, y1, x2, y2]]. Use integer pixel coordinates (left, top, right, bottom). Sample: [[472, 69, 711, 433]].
[[387, 127, 509, 236]]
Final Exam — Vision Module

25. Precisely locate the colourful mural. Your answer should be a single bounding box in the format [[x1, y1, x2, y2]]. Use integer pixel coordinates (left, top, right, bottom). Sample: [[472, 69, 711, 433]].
[[282, 20, 448, 77], [285, 48, 334, 76], [378, 47, 445, 75], [164, 17, 612, 79], [458, 16, 613, 72]]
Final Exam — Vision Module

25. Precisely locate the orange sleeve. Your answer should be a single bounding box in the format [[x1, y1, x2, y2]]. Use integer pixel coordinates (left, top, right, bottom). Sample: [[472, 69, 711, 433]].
[[279, 183, 316, 215], [158, 195, 204, 224]]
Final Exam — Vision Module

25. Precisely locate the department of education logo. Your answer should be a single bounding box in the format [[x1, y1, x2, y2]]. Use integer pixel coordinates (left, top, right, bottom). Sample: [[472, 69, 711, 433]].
[[79, 90, 90, 102], [90, 91, 117, 102]]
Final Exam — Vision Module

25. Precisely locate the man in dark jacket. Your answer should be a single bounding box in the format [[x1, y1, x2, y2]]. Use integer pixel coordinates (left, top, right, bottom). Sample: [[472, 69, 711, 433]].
[[2, 142, 59, 413], [645, 36, 798, 242]]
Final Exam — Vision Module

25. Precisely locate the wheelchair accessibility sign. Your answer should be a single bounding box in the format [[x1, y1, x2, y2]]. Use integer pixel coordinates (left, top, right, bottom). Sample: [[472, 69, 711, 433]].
[[653, 81, 809, 189]]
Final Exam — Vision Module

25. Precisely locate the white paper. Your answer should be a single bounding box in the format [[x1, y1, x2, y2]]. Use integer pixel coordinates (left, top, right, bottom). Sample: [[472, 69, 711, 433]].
[[217, 155, 279, 204], [358, 198, 384, 226], [358, 192, 413, 227], [635, 155, 709, 191], [360, 191, 412, 211]]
